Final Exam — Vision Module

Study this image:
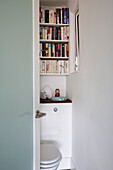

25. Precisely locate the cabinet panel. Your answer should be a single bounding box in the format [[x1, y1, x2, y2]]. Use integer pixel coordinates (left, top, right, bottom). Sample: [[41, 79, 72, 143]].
[[40, 104, 72, 157]]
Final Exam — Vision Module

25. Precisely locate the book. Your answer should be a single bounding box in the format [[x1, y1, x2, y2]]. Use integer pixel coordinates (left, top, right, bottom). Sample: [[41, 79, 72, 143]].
[[51, 10, 54, 23], [42, 43, 44, 56], [61, 27, 63, 40], [66, 8, 69, 24], [58, 28, 61, 40], [64, 26, 67, 40], [46, 60, 50, 73], [58, 44, 60, 57], [39, 7, 41, 22], [67, 27, 69, 40], [64, 8, 67, 24], [55, 44, 58, 57], [62, 44, 65, 57], [49, 10, 52, 23], [40, 26, 43, 39], [65, 44, 67, 57], [45, 10, 49, 23], [45, 43, 49, 56], [40, 43, 42, 56], [48, 43, 51, 56], [60, 44, 62, 57], [54, 9, 56, 24], [44, 27, 48, 39], [55, 27, 58, 40], [62, 8, 64, 24], [56, 9, 59, 24]]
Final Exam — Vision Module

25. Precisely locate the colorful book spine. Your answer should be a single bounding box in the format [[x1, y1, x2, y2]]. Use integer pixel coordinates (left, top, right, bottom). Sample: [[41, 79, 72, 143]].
[[45, 43, 48, 56], [44, 27, 47, 39], [58, 28, 61, 40], [54, 9, 56, 24], [64, 26, 67, 40], [64, 8, 67, 24], [56, 9, 59, 24], [60, 44, 62, 57], [40, 26, 43, 39], [67, 44, 69, 57], [40, 43, 42, 56], [58, 44, 60, 57], [49, 10, 52, 23], [56, 44, 58, 57], [40, 7, 41, 22], [45, 10, 49, 23], [51, 10, 54, 23], [66, 8, 69, 24], [62, 44, 65, 57], [67, 27, 69, 40], [48, 27, 51, 40], [55, 28, 58, 40], [40, 8, 69, 24], [62, 8, 64, 24], [65, 44, 67, 57], [40, 60, 69, 74], [61, 9, 62, 24], [61, 27, 63, 40], [48, 43, 51, 56]]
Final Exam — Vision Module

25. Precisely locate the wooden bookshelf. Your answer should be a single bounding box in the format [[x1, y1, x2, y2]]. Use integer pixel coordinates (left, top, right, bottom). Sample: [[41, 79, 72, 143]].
[[40, 98, 72, 103]]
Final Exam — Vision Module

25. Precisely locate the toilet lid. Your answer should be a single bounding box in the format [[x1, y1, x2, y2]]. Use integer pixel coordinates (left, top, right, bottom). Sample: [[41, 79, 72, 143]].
[[40, 144, 62, 164]]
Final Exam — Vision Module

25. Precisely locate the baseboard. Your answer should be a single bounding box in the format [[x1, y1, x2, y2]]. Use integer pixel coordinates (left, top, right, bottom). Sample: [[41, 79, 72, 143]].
[[58, 157, 76, 170], [70, 158, 77, 170]]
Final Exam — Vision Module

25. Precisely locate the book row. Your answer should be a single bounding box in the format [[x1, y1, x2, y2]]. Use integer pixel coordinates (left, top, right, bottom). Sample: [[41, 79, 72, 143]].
[[40, 26, 69, 40], [40, 43, 69, 57], [40, 8, 69, 24], [40, 60, 69, 74]]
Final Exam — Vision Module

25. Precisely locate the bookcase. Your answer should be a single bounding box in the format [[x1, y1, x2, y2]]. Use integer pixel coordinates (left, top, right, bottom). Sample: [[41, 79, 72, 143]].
[[39, 6, 70, 75]]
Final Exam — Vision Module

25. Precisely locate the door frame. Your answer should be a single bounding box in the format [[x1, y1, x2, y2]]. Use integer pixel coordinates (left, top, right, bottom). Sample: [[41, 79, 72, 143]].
[[32, 0, 40, 169]]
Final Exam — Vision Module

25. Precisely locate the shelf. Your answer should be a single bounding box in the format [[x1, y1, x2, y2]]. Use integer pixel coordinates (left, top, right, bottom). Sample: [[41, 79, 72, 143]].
[[40, 23, 69, 27], [40, 39, 69, 43], [40, 98, 72, 104], [40, 73, 69, 76], [40, 57, 69, 60]]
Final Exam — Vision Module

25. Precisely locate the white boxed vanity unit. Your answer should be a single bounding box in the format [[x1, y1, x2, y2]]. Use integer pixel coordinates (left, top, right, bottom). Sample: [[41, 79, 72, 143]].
[[40, 103, 72, 169]]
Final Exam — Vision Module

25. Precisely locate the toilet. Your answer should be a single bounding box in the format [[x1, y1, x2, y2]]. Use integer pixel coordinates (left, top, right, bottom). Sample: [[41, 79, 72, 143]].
[[40, 144, 62, 170]]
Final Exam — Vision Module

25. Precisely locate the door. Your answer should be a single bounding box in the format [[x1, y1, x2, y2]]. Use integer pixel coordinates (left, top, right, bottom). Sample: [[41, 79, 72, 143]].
[[0, 0, 40, 170], [33, 0, 40, 170]]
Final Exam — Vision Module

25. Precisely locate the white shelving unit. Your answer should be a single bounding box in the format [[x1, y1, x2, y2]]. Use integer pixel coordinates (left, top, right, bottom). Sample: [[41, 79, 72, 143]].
[[39, 7, 70, 76], [40, 56, 69, 60], [40, 73, 69, 76], [40, 39, 69, 43], [40, 23, 69, 27], [39, 4, 73, 169]]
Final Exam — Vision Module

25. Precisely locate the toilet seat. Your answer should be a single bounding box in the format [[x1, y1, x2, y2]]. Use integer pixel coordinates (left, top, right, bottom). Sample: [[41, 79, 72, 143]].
[[40, 144, 62, 169]]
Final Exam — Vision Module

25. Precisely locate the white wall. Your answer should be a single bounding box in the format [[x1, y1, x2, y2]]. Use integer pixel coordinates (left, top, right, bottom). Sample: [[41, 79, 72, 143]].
[[40, 76, 67, 97], [67, 0, 113, 169]]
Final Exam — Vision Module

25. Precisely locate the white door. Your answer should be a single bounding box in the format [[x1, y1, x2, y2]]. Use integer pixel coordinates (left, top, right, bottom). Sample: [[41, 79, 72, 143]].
[[0, 0, 34, 169]]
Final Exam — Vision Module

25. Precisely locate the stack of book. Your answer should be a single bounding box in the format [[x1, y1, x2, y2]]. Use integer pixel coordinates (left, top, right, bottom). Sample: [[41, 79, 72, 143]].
[[40, 43, 69, 57], [40, 26, 69, 40], [40, 60, 69, 74], [40, 8, 69, 24]]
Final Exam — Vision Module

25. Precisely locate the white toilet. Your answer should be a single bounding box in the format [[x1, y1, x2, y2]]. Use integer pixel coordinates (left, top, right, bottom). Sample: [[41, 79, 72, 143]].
[[40, 144, 62, 170]]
